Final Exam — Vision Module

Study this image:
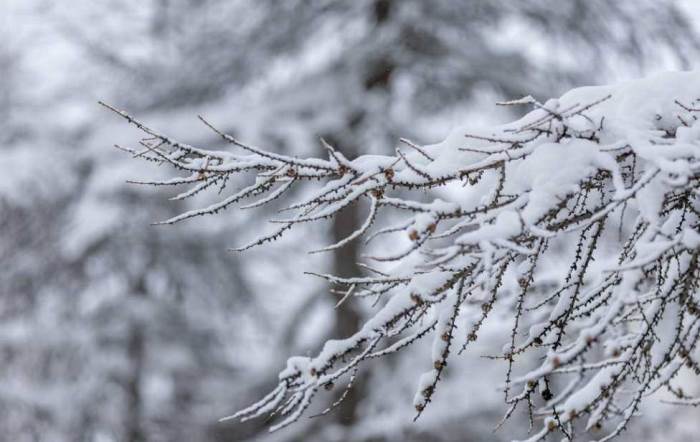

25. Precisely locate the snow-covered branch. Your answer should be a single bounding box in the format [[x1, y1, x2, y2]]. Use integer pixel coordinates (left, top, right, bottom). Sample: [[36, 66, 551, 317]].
[[105, 72, 700, 440]]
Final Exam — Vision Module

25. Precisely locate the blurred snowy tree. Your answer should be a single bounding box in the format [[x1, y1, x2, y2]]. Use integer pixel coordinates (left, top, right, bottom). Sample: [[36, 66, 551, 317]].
[[0, 3, 259, 442]]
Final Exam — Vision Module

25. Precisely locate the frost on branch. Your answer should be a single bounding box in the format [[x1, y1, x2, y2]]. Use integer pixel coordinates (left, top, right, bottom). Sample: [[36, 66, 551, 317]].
[[104, 72, 700, 440]]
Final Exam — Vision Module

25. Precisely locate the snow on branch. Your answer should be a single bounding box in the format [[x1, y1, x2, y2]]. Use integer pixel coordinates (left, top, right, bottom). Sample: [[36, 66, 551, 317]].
[[103, 72, 700, 440]]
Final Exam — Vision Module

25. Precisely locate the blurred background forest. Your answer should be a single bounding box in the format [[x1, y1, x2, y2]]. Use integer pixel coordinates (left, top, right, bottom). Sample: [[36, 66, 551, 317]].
[[2, 1, 700, 441]]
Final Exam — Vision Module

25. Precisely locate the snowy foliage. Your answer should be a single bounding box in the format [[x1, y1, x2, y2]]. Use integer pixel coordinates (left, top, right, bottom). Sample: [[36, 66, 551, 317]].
[[108, 72, 700, 440], [6, 0, 699, 440]]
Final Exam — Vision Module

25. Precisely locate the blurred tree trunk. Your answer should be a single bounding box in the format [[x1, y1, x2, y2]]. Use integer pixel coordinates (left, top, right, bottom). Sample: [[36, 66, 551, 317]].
[[125, 323, 145, 442], [331, 192, 363, 426], [330, 0, 394, 427], [125, 276, 147, 442]]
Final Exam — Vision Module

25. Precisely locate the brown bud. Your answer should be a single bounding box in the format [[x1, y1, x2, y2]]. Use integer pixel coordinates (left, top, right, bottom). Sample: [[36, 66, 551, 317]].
[[433, 360, 445, 370], [371, 189, 384, 199], [550, 356, 561, 368], [547, 420, 557, 431], [467, 332, 478, 342], [309, 368, 317, 377], [286, 168, 297, 177], [415, 403, 425, 412], [441, 332, 450, 342], [384, 168, 395, 181], [427, 223, 436, 234], [408, 229, 419, 241], [410, 293, 424, 305]]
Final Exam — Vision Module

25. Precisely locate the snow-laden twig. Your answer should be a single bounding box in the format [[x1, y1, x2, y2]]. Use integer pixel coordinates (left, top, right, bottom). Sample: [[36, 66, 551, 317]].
[[106, 72, 700, 440]]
